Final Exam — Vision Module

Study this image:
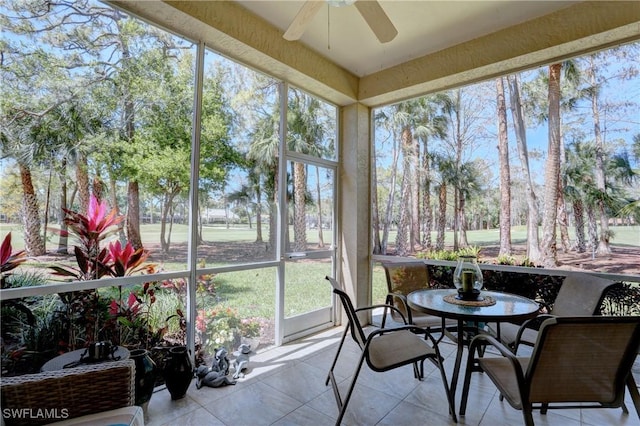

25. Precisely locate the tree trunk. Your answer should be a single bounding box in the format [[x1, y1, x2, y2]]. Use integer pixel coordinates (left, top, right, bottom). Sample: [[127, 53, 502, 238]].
[[381, 134, 401, 255], [315, 166, 324, 248], [410, 134, 420, 251], [453, 188, 459, 251], [109, 174, 126, 243], [557, 181, 571, 253], [586, 204, 598, 251], [57, 159, 69, 254], [293, 161, 307, 252], [43, 162, 53, 253], [496, 77, 512, 256], [126, 181, 143, 250], [436, 184, 447, 250], [255, 184, 263, 243], [19, 163, 45, 256], [372, 140, 382, 254], [588, 56, 611, 255], [399, 126, 416, 254], [557, 133, 570, 253], [76, 152, 90, 215], [268, 165, 279, 255], [458, 193, 469, 247], [507, 75, 541, 263], [92, 177, 105, 203], [540, 63, 562, 268], [395, 169, 410, 256], [572, 198, 586, 253], [421, 139, 432, 250]]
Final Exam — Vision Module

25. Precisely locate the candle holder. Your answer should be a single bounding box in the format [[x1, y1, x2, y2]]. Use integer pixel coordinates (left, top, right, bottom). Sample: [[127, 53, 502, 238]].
[[453, 255, 483, 301]]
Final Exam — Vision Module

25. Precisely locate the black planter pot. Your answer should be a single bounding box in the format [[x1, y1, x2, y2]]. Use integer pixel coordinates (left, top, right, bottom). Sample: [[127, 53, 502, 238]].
[[163, 346, 193, 400], [130, 349, 157, 408]]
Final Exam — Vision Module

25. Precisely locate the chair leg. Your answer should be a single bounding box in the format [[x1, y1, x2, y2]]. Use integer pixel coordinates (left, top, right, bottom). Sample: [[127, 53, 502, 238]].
[[326, 326, 350, 386], [522, 403, 534, 426], [540, 403, 548, 414], [412, 361, 420, 380], [627, 375, 640, 418], [335, 353, 367, 426], [381, 307, 388, 328], [621, 401, 629, 415], [434, 355, 457, 423], [459, 341, 478, 416], [434, 317, 447, 343]]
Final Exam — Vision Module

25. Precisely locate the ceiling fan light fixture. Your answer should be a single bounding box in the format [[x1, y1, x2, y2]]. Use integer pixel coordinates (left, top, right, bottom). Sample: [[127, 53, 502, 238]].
[[327, 0, 356, 7], [284, 0, 396, 44]]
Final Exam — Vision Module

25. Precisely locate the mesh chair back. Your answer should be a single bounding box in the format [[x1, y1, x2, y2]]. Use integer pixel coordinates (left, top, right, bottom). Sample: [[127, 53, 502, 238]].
[[326, 276, 367, 349], [552, 272, 617, 316], [382, 261, 429, 319], [527, 316, 640, 405]]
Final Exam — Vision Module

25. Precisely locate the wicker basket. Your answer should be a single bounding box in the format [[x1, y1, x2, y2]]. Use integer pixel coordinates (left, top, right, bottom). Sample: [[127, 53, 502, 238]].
[[1, 359, 135, 426]]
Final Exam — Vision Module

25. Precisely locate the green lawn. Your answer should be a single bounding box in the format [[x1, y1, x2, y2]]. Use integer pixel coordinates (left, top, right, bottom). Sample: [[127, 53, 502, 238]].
[[2, 223, 639, 251]]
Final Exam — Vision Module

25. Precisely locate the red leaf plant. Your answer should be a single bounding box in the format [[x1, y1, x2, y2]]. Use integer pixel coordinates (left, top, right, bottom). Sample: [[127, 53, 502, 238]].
[[106, 241, 150, 277], [49, 195, 124, 281], [1, 233, 27, 288]]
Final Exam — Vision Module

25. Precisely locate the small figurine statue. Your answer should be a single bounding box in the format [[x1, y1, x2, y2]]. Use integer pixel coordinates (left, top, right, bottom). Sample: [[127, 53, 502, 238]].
[[195, 365, 236, 389], [211, 347, 230, 375], [232, 344, 251, 379]]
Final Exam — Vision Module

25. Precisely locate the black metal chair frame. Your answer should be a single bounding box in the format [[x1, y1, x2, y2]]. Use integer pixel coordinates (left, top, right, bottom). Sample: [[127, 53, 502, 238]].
[[324, 276, 457, 425], [460, 315, 640, 426]]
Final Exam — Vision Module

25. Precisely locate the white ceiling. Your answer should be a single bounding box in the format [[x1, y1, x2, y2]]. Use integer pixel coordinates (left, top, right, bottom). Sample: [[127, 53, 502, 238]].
[[236, 1, 577, 77]]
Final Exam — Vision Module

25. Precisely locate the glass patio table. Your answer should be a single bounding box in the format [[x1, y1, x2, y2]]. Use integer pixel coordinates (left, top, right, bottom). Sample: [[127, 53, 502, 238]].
[[41, 346, 130, 372], [407, 289, 540, 398]]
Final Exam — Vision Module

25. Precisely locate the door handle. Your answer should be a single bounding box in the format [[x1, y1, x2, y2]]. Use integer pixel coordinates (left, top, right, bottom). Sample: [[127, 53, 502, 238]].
[[288, 252, 308, 259]]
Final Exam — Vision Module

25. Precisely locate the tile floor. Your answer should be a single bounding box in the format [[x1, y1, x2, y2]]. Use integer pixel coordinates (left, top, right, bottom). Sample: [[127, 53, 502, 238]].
[[145, 326, 640, 426]]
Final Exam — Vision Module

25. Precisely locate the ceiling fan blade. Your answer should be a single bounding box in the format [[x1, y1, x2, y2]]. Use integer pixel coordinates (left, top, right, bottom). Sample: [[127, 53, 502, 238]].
[[354, 0, 398, 43], [283, 1, 324, 41]]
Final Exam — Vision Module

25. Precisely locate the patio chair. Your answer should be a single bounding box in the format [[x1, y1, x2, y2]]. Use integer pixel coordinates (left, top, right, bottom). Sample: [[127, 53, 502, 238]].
[[460, 316, 640, 426], [495, 271, 618, 350], [324, 276, 456, 425], [380, 260, 455, 337]]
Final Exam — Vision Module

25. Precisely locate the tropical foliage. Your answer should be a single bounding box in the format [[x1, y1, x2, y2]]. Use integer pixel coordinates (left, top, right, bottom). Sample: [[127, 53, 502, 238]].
[[373, 48, 639, 267]]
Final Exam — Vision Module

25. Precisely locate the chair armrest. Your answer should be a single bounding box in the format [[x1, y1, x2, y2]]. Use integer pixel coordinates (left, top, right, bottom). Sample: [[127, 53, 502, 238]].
[[385, 291, 415, 323], [1, 359, 135, 426], [513, 314, 555, 351], [469, 333, 516, 360], [468, 333, 527, 387], [355, 303, 409, 325]]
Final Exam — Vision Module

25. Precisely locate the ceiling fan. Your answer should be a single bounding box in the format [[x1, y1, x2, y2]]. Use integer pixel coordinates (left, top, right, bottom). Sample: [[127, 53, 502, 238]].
[[283, 0, 398, 44]]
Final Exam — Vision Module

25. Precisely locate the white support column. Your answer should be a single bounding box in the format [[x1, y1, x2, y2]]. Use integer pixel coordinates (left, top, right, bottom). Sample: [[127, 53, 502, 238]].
[[338, 103, 372, 319]]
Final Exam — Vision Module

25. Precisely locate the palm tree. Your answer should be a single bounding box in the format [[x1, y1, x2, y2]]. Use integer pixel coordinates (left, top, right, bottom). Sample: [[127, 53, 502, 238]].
[[373, 108, 402, 255], [287, 91, 326, 252], [387, 101, 419, 253], [227, 184, 254, 229], [585, 54, 611, 255], [507, 74, 541, 263], [248, 110, 280, 253], [541, 63, 563, 267], [455, 161, 483, 248], [0, 113, 46, 256], [434, 156, 456, 250], [496, 76, 512, 256], [415, 94, 449, 251], [564, 141, 595, 253]]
